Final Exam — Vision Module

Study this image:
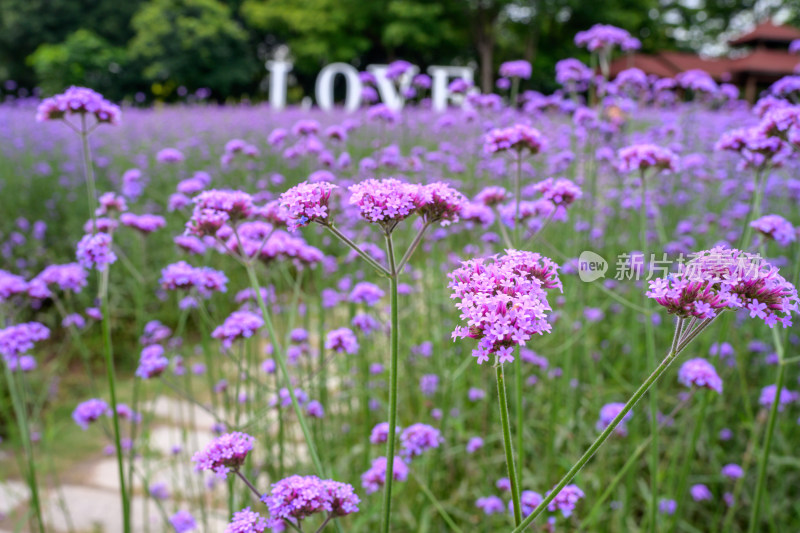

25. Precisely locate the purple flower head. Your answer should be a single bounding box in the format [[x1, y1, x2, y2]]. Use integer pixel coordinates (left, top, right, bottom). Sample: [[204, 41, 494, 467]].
[[646, 246, 798, 328], [399, 423, 442, 460], [348, 178, 419, 230], [306, 400, 325, 418], [751, 215, 796, 247], [169, 510, 197, 532], [449, 250, 561, 364], [156, 148, 184, 164], [225, 507, 268, 533], [499, 60, 532, 79], [348, 282, 384, 306], [419, 374, 439, 396], [352, 313, 380, 335], [721, 463, 743, 479], [279, 181, 338, 231], [192, 432, 255, 478], [160, 261, 228, 296], [72, 398, 110, 430], [509, 490, 544, 518], [140, 320, 172, 345], [370, 422, 400, 444], [547, 484, 585, 518], [596, 402, 633, 436], [0, 270, 28, 302], [575, 24, 636, 52], [476, 496, 505, 515], [659, 499, 677, 515], [325, 328, 359, 354], [617, 144, 678, 173], [556, 58, 593, 88], [475, 186, 509, 207], [96, 192, 128, 215], [466, 436, 484, 453], [415, 182, 466, 226], [759, 384, 797, 411], [678, 358, 722, 393], [136, 345, 169, 379], [690, 484, 712, 502], [120, 213, 166, 234], [76, 232, 117, 271], [468, 387, 486, 401], [386, 60, 414, 81], [192, 189, 254, 223], [361, 456, 408, 494], [533, 177, 582, 207], [484, 125, 547, 155], [262, 475, 359, 526], [212, 311, 264, 349], [36, 86, 121, 125], [0, 323, 50, 367]]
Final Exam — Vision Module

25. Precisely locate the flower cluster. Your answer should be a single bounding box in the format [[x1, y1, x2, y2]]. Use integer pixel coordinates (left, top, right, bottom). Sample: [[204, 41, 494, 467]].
[[187, 190, 254, 236], [325, 328, 359, 354], [750, 214, 796, 247], [361, 456, 409, 494], [596, 402, 633, 436], [192, 432, 255, 478], [415, 182, 466, 225], [532, 177, 582, 207], [499, 60, 532, 79], [547, 484, 585, 518], [72, 398, 110, 430], [678, 358, 723, 394], [348, 178, 419, 229], [574, 24, 640, 52], [646, 246, 798, 327], [279, 181, 338, 231], [76, 232, 117, 271], [449, 250, 561, 364], [617, 144, 678, 173], [0, 322, 50, 371], [399, 423, 442, 460], [36, 86, 121, 125], [160, 261, 229, 296], [212, 311, 264, 349], [225, 507, 268, 533], [136, 345, 169, 379], [262, 475, 359, 527], [484, 125, 546, 155]]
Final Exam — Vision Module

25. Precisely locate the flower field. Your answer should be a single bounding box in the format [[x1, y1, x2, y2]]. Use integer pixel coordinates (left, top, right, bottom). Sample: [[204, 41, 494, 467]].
[[2, 27, 800, 533]]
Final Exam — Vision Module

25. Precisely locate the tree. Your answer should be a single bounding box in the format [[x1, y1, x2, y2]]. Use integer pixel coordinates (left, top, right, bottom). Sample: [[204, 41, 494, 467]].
[[27, 30, 129, 98], [129, 0, 258, 98]]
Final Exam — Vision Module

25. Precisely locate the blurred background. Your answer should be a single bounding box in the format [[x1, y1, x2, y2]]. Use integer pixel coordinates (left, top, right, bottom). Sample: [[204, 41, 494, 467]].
[[3, 0, 800, 104]]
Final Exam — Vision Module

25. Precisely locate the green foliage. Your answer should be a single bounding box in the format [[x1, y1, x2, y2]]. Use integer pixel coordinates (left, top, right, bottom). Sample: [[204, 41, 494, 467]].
[[129, 0, 257, 97], [27, 30, 128, 97]]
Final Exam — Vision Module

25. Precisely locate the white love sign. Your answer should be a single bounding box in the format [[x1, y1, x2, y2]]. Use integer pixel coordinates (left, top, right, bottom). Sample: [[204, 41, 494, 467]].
[[266, 60, 474, 113]]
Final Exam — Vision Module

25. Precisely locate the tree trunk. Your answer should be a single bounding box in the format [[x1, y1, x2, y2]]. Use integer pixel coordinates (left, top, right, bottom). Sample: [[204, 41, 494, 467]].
[[478, 38, 494, 93]]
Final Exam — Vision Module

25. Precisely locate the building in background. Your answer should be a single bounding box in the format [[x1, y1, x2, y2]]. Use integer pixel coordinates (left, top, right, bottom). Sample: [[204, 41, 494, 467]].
[[609, 21, 800, 101]]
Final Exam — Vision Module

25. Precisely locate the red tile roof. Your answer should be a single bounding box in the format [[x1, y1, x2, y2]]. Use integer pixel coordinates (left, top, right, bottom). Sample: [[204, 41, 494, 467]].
[[730, 21, 800, 46]]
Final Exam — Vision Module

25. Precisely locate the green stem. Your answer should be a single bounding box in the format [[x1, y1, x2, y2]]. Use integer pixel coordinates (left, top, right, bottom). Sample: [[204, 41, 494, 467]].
[[380, 233, 399, 533], [4, 366, 44, 533], [245, 263, 325, 477], [640, 173, 658, 533], [670, 391, 710, 533], [511, 335, 708, 532], [411, 471, 463, 533], [748, 330, 786, 533], [79, 115, 98, 232], [738, 166, 766, 249], [99, 268, 131, 533], [497, 363, 522, 526], [325, 223, 391, 277]]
